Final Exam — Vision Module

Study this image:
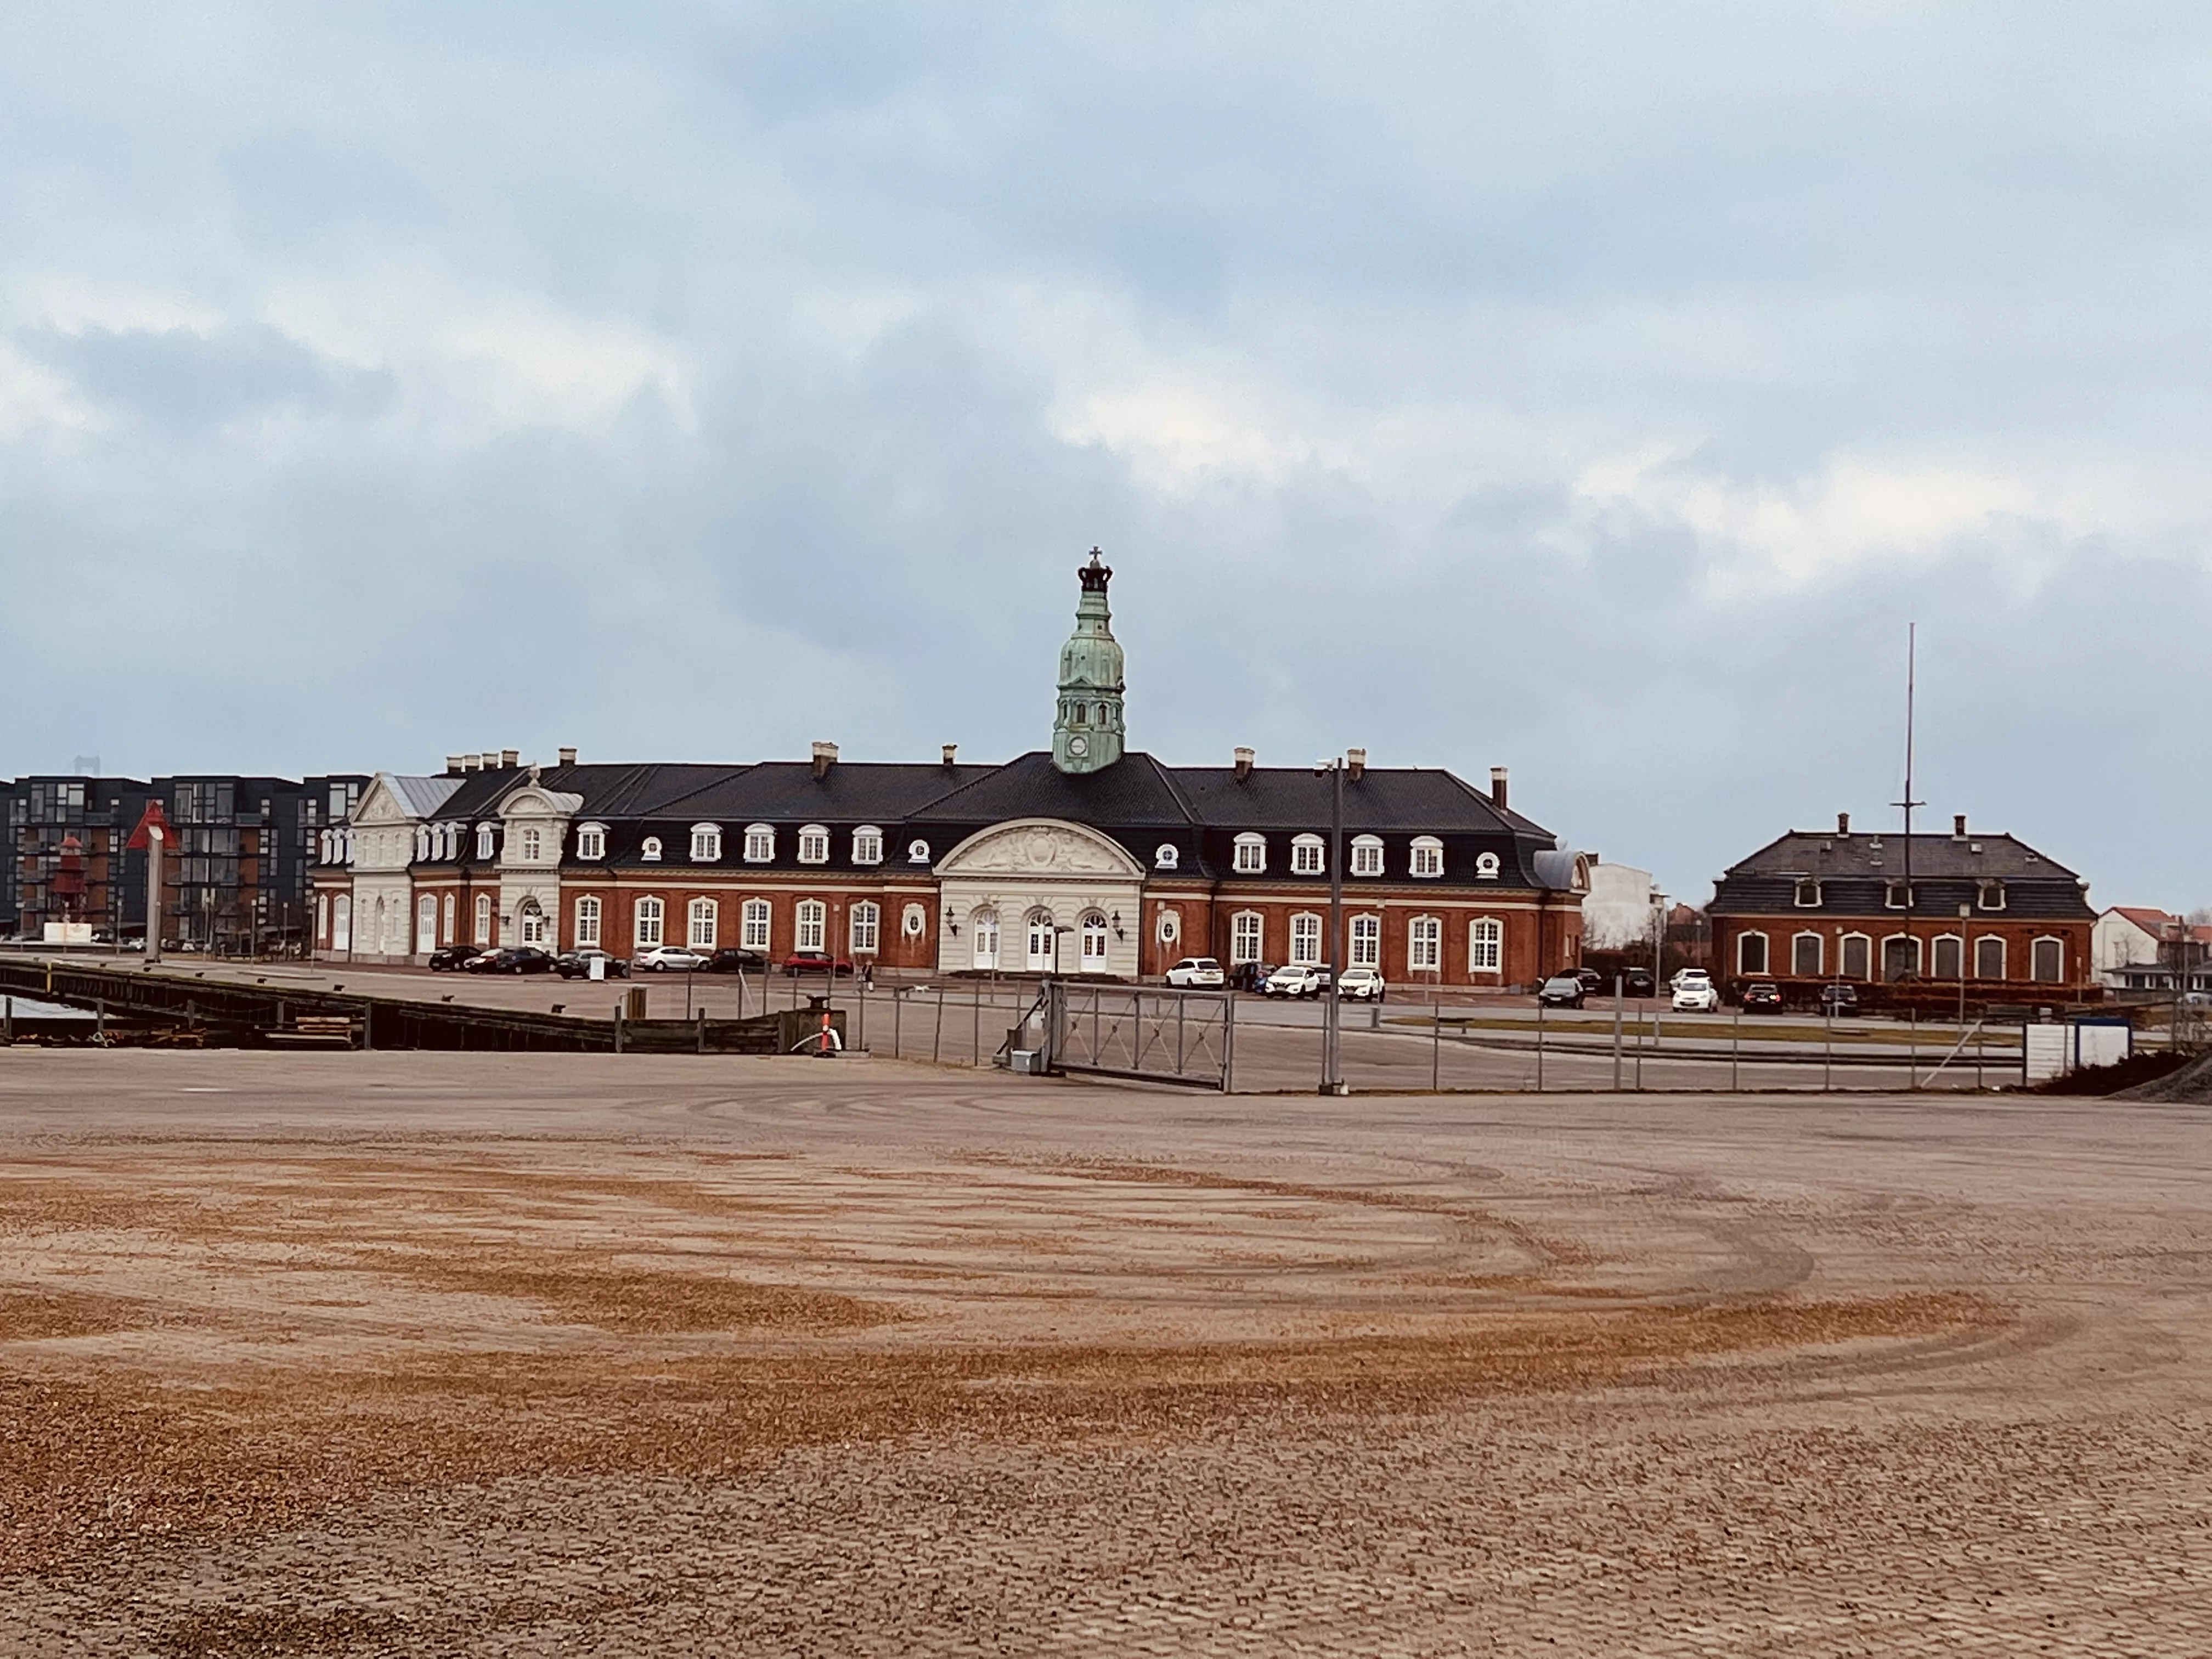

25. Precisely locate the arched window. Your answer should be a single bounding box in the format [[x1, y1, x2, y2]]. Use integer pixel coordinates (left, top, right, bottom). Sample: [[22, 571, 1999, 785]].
[[518, 899, 548, 946], [744, 824, 775, 863], [1233, 833, 1267, 874], [1290, 912, 1323, 965], [851, 826, 883, 865], [442, 893, 455, 942], [1474, 851, 1500, 879], [851, 901, 881, 953], [1350, 835, 1384, 877], [907, 838, 931, 864], [332, 894, 351, 950], [972, 908, 1000, 970], [1932, 934, 1963, 980], [316, 892, 329, 944], [902, 902, 927, 939], [474, 893, 493, 945], [1469, 917, 1502, 972], [1407, 915, 1442, 973], [797, 824, 830, 864], [634, 896, 664, 947], [476, 824, 495, 861], [1291, 834, 1325, 875], [2032, 936, 2064, 983], [1230, 911, 1265, 964], [1839, 933, 1872, 980], [1738, 931, 1770, 974], [414, 827, 430, 863], [795, 900, 826, 951], [575, 823, 605, 860], [690, 823, 722, 862], [1792, 932, 1822, 977], [1350, 914, 1381, 968], [1154, 843, 1179, 870], [1409, 836, 1444, 878], [641, 836, 663, 862], [741, 899, 772, 951], [1974, 936, 2006, 979], [574, 895, 601, 947], [1881, 934, 1921, 982], [1080, 911, 1109, 970], [687, 896, 718, 949], [416, 895, 437, 953], [372, 896, 387, 951], [1025, 909, 1057, 972]]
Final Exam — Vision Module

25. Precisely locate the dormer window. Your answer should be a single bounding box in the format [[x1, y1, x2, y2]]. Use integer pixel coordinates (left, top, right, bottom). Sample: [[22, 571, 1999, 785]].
[[575, 823, 605, 861], [1474, 851, 1500, 879], [852, 826, 883, 865], [521, 828, 542, 862], [1233, 833, 1267, 874], [1154, 843, 1179, 870], [1977, 879, 2006, 911], [1350, 835, 1384, 877], [1795, 879, 1821, 908], [907, 838, 931, 864], [690, 823, 723, 862], [641, 836, 663, 862], [743, 824, 774, 863], [1291, 834, 1325, 874], [797, 824, 830, 864], [1409, 836, 1444, 878], [476, 824, 494, 861], [1884, 880, 1912, 909]]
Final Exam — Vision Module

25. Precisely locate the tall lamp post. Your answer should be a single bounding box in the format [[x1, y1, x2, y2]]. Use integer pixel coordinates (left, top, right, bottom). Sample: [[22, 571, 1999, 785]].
[[1316, 754, 1347, 1096]]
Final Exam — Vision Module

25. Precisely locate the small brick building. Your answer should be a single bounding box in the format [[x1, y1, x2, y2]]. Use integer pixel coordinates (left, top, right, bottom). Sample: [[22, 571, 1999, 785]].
[[1709, 812, 2096, 998]]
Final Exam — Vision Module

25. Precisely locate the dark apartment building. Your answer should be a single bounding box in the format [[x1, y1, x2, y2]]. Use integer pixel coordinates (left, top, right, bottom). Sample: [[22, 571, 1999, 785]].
[[3, 772, 365, 953]]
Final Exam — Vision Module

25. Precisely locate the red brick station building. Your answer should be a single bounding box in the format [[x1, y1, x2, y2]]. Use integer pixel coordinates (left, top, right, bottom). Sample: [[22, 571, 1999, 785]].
[[313, 554, 1587, 987]]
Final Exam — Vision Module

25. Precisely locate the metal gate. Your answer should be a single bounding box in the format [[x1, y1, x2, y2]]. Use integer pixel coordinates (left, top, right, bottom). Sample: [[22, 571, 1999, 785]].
[[1040, 981, 1234, 1090]]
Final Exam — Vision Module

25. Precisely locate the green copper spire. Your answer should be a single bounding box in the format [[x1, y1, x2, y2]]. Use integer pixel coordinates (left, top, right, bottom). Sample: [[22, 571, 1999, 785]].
[[1052, 548, 1126, 774]]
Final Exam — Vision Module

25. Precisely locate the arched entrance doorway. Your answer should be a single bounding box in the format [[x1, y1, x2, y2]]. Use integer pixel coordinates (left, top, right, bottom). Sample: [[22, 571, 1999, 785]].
[[1026, 910, 1057, 973]]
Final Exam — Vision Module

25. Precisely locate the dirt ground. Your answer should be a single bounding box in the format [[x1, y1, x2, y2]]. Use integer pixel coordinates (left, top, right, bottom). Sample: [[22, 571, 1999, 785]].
[[1, 1052, 2207, 1655]]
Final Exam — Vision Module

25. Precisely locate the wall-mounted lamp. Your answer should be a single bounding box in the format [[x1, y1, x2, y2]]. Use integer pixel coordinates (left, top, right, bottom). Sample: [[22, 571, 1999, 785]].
[[1111, 910, 1124, 940], [943, 905, 958, 938]]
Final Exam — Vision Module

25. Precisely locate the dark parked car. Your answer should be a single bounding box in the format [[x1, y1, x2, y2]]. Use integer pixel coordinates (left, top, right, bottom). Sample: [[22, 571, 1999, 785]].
[[555, 949, 629, 980], [1537, 973, 1587, 1008], [706, 948, 767, 974], [1740, 980, 1785, 1013], [468, 946, 557, 975], [428, 943, 487, 972], [1818, 983, 1861, 1017], [782, 950, 854, 977], [1621, 967, 1656, 998], [1229, 962, 1279, 993], [1571, 967, 1604, 992]]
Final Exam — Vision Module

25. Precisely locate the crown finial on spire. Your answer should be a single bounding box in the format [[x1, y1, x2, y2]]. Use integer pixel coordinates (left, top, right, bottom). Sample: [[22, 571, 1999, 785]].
[[1053, 546, 1126, 773]]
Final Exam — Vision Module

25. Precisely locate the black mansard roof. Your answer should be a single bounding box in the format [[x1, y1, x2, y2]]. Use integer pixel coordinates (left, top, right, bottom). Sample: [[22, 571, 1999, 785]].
[[1711, 827, 2095, 921]]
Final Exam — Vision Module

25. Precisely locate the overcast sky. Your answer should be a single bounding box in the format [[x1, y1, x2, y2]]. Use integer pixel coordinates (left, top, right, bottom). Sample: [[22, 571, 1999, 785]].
[[2, 4, 2205, 905]]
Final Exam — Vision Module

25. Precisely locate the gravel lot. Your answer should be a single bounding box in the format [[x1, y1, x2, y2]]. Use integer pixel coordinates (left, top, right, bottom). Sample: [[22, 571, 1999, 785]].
[[2, 1051, 2207, 1655]]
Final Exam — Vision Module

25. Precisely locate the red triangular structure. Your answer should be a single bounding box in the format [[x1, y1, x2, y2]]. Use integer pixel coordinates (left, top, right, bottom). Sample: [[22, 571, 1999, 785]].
[[125, 800, 172, 850]]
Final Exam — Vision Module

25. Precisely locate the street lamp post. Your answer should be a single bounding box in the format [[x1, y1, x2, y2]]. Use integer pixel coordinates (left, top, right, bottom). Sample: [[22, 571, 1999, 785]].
[[1317, 755, 1346, 1096]]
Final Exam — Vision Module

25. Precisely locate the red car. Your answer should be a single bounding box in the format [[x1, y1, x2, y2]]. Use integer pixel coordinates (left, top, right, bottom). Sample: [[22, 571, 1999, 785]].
[[781, 949, 855, 977]]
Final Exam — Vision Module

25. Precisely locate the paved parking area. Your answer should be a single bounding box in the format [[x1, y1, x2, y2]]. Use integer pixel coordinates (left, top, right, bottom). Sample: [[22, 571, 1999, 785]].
[[2, 1051, 2208, 1654]]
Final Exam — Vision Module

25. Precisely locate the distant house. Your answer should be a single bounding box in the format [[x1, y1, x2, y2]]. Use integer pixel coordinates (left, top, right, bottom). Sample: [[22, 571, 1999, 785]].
[[1708, 812, 2096, 990], [2094, 907, 2212, 992], [1581, 857, 1658, 951]]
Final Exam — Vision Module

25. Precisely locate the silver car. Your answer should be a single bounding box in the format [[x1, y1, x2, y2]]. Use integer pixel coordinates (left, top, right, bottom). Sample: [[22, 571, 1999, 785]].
[[1164, 957, 1226, 988]]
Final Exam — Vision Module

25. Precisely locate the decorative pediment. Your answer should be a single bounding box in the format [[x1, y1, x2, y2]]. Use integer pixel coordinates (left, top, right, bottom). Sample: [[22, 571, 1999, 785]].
[[936, 818, 1144, 879], [498, 784, 585, 819], [351, 775, 413, 826]]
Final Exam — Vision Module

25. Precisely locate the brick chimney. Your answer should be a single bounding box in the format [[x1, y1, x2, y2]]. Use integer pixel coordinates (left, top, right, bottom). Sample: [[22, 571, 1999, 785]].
[[445, 755, 466, 776], [1346, 747, 1367, 782], [501, 749, 519, 769], [1233, 746, 1255, 781], [1837, 811, 1851, 837], [1489, 766, 1509, 809], [811, 740, 839, 780], [1953, 812, 1967, 840], [558, 747, 577, 768], [941, 743, 958, 768]]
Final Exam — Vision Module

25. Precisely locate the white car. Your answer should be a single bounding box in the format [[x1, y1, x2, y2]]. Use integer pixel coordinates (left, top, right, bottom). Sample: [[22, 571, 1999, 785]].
[[1164, 956, 1226, 988], [1264, 963, 1325, 998], [635, 946, 710, 972], [1670, 967, 1712, 992], [1336, 966, 1386, 1002], [1671, 979, 1720, 1012]]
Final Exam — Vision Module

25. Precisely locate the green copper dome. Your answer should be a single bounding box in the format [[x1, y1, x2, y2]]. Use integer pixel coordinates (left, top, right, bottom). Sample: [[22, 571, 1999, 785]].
[[1052, 549, 1126, 774]]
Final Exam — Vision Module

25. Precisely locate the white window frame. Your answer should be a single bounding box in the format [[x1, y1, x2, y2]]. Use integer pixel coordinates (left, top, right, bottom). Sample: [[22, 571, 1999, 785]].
[[518, 900, 548, 946], [1794, 879, 1821, 908], [688, 896, 718, 949], [634, 896, 664, 947], [575, 895, 601, 947], [1974, 934, 2006, 980], [1232, 833, 1267, 874], [1932, 932, 1965, 980], [641, 836, 663, 862], [1737, 930, 1770, 975], [1155, 843, 1180, 870], [1469, 917, 1502, 973], [795, 900, 826, 952], [1881, 933, 1922, 981], [901, 902, 927, 939], [851, 901, 881, 954], [474, 893, 493, 945], [1229, 910, 1265, 965], [1155, 907, 1181, 946], [1290, 912, 1323, 966], [797, 824, 830, 865], [442, 893, 455, 942], [476, 824, 495, 861], [743, 824, 775, 864], [1291, 835, 1325, 875], [1791, 931, 1822, 977], [416, 894, 438, 955], [575, 823, 605, 860], [1884, 881, 1911, 910], [1978, 879, 2006, 912], [907, 838, 931, 864], [972, 908, 1000, 970], [521, 827, 542, 862], [1409, 837, 1444, 878], [690, 823, 723, 862], [1839, 932, 1872, 981], [1350, 836, 1385, 877], [741, 898, 772, 951], [851, 826, 883, 866], [1024, 910, 1057, 972], [1349, 913, 1381, 969], [1474, 851, 1500, 880], [1079, 911, 1109, 969], [2031, 935, 2064, 984], [1407, 915, 1442, 973]]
